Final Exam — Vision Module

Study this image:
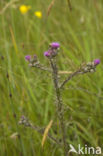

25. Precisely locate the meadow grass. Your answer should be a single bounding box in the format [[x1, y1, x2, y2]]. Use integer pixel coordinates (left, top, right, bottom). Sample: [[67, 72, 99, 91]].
[[0, 0, 103, 155]]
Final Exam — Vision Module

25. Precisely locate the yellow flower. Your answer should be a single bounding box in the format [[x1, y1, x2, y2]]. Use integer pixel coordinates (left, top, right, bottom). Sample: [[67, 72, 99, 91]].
[[19, 5, 31, 14], [34, 11, 42, 18]]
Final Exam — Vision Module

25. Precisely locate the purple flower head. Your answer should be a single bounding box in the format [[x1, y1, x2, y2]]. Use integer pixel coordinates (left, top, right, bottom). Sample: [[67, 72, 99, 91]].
[[94, 59, 100, 65], [44, 51, 51, 57], [44, 43, 60, 58], [25, 55, 31, 61], [44, 49, 57, 58], [50, 42, 60, 49]]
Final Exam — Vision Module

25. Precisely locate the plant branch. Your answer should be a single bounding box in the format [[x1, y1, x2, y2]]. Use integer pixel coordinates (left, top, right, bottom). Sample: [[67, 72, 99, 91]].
[[60, 69, 81, 89], [29, 63, 52, 72], [60, 62, 98, 89], [18, 116, 61, 146], [29, 62, 73, 75]]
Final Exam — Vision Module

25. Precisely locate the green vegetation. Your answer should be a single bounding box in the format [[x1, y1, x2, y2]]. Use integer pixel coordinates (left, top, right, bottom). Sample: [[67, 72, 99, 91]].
[[0, 0, 103, 155]]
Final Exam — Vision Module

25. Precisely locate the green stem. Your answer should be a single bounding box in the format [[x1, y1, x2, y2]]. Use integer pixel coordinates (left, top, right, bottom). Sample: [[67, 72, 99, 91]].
[[50, 58, 68, 156]]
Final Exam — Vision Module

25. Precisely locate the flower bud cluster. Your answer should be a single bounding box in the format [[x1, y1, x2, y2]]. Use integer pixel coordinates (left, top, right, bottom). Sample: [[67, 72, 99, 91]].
[[25, 54, 38, 63], [25, 54, 40, 67], [44, 42, 60, 59], [82, 59, 100, 73], [18, 116, 31, 127]]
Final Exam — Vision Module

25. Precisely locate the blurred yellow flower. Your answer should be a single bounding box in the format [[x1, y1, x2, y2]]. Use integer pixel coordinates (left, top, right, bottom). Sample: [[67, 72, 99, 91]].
[[34, 11, 42, 18], [19, 5, 31, 14]]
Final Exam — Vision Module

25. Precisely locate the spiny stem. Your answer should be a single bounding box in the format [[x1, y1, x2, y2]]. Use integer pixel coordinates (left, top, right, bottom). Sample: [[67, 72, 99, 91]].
[[50, 58, 68, 156]]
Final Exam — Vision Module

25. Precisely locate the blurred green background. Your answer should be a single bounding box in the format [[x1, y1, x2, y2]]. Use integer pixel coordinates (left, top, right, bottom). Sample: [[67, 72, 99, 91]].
[[0, 0, 103, 155]]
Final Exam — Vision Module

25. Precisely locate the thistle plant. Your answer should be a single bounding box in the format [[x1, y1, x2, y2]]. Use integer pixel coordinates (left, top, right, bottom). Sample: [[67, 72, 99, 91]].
[[19, 42, 100, 156]]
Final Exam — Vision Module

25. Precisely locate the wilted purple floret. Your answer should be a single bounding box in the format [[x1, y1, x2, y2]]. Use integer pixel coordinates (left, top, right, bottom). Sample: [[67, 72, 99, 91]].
[[25, 55, 31, 61], [50, 42, 60, 49], [44, 51, 50, 57], [34, 54, 37, 59], [94, 59, 100, 65], [33, 54, 38, 61]]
